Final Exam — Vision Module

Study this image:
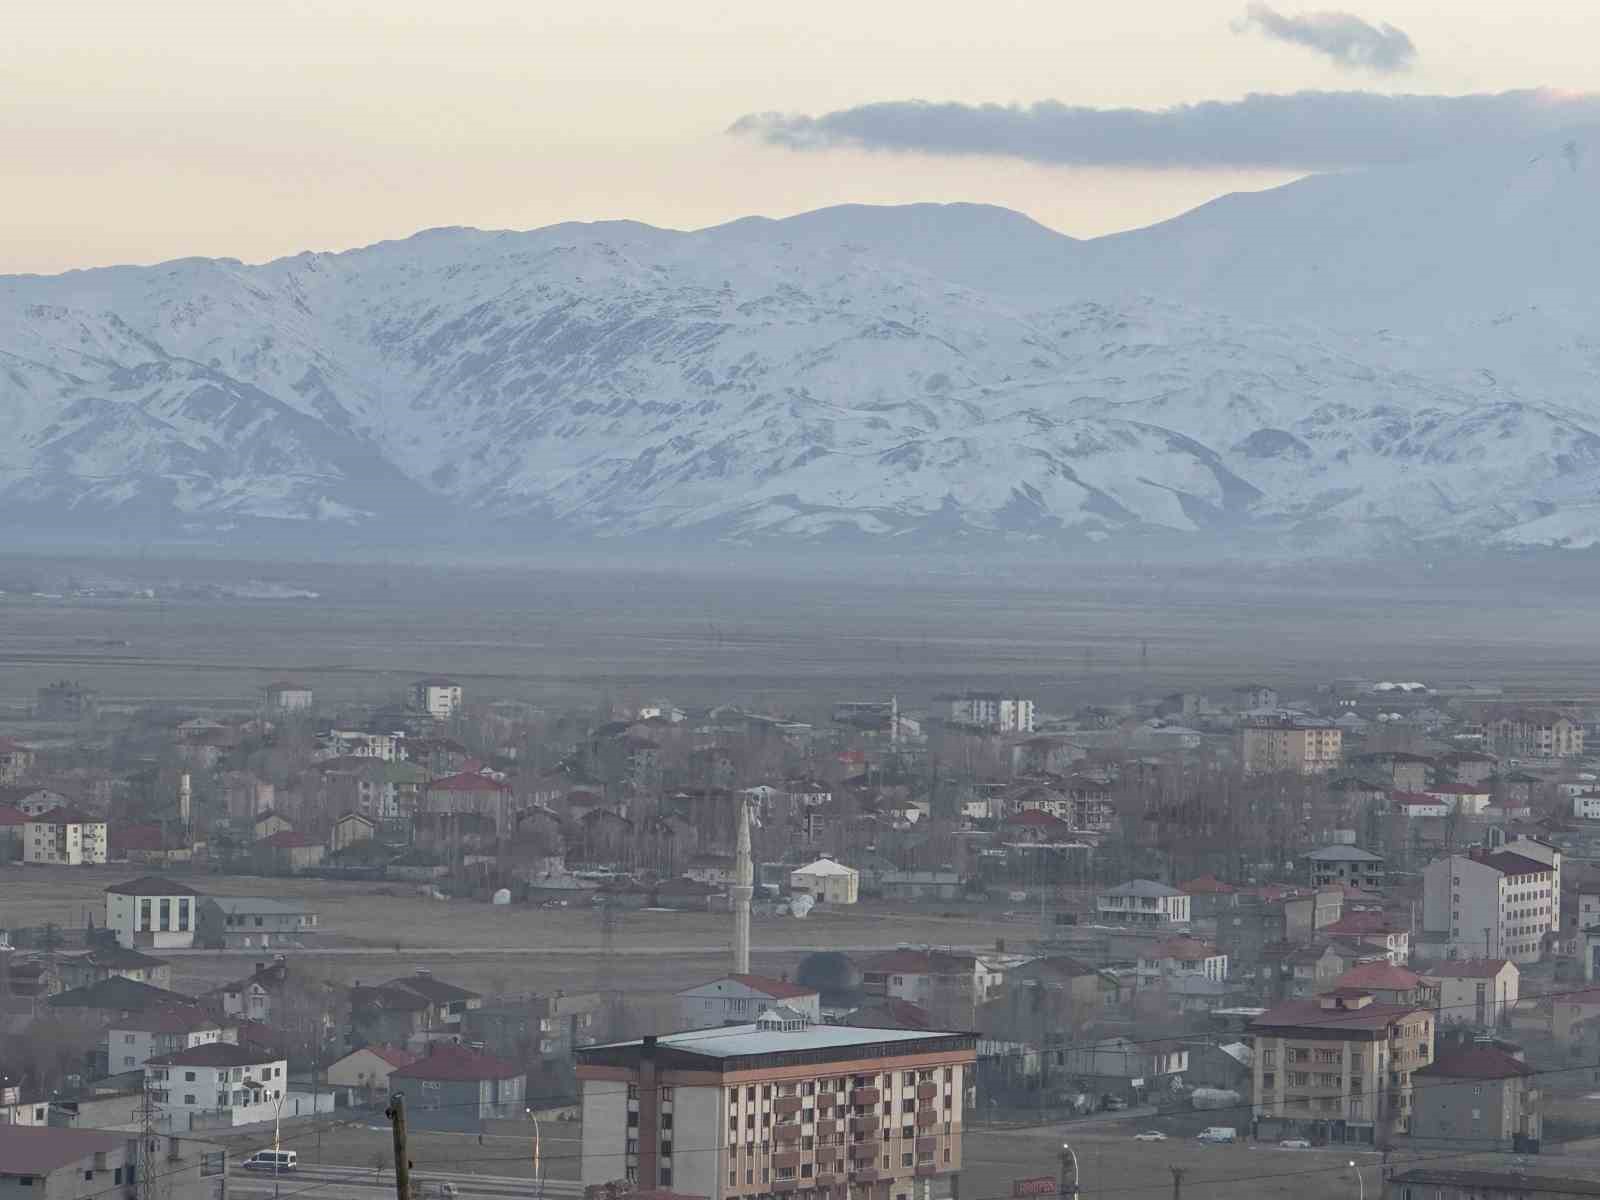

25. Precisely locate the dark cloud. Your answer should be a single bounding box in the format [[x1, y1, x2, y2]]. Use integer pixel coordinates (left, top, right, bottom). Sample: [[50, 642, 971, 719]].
[[1236, 3, 1416, 73], [729, 89, 1600, 170]]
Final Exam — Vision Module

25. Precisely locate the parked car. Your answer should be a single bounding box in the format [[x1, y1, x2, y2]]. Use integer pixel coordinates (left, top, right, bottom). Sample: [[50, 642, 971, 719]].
[[1133, 1132, 1167, 1142], [1279, 1139, 1311, 1149], [1101, 1095, 1129, 1111]]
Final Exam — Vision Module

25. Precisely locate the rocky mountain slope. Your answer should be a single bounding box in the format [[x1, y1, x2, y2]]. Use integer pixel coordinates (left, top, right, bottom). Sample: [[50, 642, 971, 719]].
[[4, 128, 1600, 551]]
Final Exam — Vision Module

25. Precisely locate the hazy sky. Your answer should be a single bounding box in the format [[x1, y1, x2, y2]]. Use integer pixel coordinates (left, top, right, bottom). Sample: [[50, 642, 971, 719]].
[[4, 0, 1594, 273]]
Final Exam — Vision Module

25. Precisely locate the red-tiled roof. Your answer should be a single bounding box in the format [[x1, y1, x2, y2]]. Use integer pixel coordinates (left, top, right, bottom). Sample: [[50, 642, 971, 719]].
[[1251, 997, 1428, 1033], [1323, 912, 1404, 936], [861, 949, 976, 974], [427, 772, 510, 793], [1152, 938, 1220, 960], [0, 737, 35, 754], [1415, 1045, 1534, 1080], [1424, 959, 1512, 979], [113, 824, 170, 851], [105, 876, 200, 897], [365, 1045, 419, 1069], [391, 1043, 521, 1081], [0, 804, 27, 827], [720, 973, 818, 1000], [30, 807, 102, 825], [148, 1042, 278, 1068], [1427, 783, 1491, 795], [1003, 809, 1071, 829], [1179, 875, 1236, 895], [1477, 851, 1553, 876], [1334, 962, 1425, 991]]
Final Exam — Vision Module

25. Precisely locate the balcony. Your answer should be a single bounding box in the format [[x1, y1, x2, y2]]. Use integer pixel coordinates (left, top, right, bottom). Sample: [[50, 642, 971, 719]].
[[851, 1088, 880, 1106], [774, 1125, 802, 1144], [852, 1169, 881, 1183], [775, 1096, 803, 1116], [849, 1144, 878, 1163], [916, 1138, 937, 1155], [814, 1119, 842, 1136], [816, 1174, 841, 1188], [915, 1110, 938, 1129], [916, 1083, 938, 1100], [774, 1182, 798, 1194], [916, 1165, 940, 1178], [774, 1151, 802, 1169], [849, 1115, 880, 1134]]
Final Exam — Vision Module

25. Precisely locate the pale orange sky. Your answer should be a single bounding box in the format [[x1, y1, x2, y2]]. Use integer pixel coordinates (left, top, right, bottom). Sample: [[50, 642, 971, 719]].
[[2, 0, 1591, 273]]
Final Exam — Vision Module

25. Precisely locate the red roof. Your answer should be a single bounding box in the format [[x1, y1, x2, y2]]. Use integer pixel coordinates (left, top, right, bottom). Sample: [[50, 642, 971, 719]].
[[391, 1043, 522, 1082], [1323, 912, 1404, 936], [1153, 937, 1220, 959], [1426, 783, 1491, 795], [1477, 851, 1553, 876], [1003, 809, 1071, 829], [427, 772, 510, 793], [365, 1045, 420, 1069], [1179, 875, 1236, 895], [0, 737, 34, 754], [719, 973, 818, 1000], [1334, 962, 1425, 991], [1252, 997, 1428, 1033], [1424, 959, 1511, 979], [1415, 1045, 1534, 1080], [862, 948, 976, 974], [30, 807, 102, 825], [257, 830, 319, 848], [0, 805, 27, 827]]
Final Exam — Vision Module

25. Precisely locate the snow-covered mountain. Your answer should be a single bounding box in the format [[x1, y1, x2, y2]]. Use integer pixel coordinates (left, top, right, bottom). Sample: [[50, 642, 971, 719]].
[[5, 127, 1600, 552]]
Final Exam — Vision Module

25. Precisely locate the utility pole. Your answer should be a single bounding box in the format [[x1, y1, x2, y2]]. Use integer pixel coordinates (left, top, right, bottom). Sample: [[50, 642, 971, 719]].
[[1170, 1167, 1185, 1200], [386, 1092, 411, 1200], [1059, 1143, 1079, 1200]]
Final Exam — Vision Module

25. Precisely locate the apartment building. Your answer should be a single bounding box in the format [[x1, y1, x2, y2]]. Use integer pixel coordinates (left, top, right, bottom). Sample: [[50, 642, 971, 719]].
[[1135, 938, 1229, 984], [1487, 709, 1584, 759], [23, 809, 107, 865], [577, 1013, 976, 1200], [1096, 880, 1191, 927], [410, 678, 463, 719], [144, 1042, 289, 1130], [1242, 719, 1342, 776], [943, 694, 1034, 734], [1305, 845, 1385, 891], [1410, 1041, 1541, 1153], [859, 951, 1007, 1012], [676, 975, 824, 1030], [104, 877, 200, 950], [0, 1126, 224, 1200], [1251, 989, 1435, 1144], [1422, 843, 1560, 965], [1424, 960, 1519, 1029]]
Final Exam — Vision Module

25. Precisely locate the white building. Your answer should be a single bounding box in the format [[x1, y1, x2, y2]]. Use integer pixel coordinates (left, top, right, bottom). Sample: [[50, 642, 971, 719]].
[[860, 949, 1008, 1009], [319, 730, 403, 762], [674, 974, 823, 1030], [23, 808, 107, 864], [1096, 880, 1191, 926], [105, 877, 200, 950], [264, 681, 314, 713], [1422, 959, 1519, 1027], [1136, 937, 1229, 984], [945, 693, 1035, 733], [1421, 784, 1493, 816], [1422, 842, 1560, 964], [1574, 793, 1600, 822], [145, 1042, 288, 1130], [411, 678, 463, 719], [107, 1008, 231, 1074], [789, 857, 859, 905]]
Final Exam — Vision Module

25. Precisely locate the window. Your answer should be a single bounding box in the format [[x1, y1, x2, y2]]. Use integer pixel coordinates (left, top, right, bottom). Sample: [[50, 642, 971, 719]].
[[124, 1034, 136, 1045], [115, 1169, 124, 1185], [627, 1085, 639, 1100], [185, 1072, 196, 1082], [901, 1154, 914, 1168], [86, 1171, 95, 1181], [184, 1094, 196, 1105], [160, 898, 172, 931]]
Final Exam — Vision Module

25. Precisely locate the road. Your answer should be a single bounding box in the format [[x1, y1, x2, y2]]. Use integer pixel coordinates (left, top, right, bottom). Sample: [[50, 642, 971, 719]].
[[164, 944, 988, 959], [229, 1164, 585, 1200]]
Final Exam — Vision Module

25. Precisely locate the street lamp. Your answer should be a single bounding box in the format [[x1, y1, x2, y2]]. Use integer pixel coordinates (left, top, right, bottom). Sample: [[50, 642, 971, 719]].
[[1348, 1160, 1364, 1200], [527, 1106, 543, 1200], [1060, 1143, 1080, 1200]]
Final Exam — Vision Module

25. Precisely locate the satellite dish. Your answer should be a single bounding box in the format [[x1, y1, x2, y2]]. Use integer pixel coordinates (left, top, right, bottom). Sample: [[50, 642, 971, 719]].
[[790, 894, 815, 919]]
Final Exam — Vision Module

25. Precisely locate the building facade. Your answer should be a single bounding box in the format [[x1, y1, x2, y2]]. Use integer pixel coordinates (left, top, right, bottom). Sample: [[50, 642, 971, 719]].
[[105, 878, 200, 950], [944, 694, 1035, 734], [1305, 846, 1385, 891], [0, 1126, 224, 1200], [1424, 960, 1519, 1029], [1096, 881, 1191, 926], [1422, 847, 1559, 965], [23, 810, 108, 865], [411, 678, 464, 719], [1242, 720, 1342, 775], [1410, 1042, 1540, 1153], [145, 1043, 289, 1130], [388, 1044, 526, 1131], [676, 976, 824, 1030], [790, 859, 860, 905], [1487, 710, 1584, 759], [578, 1017, 976, 1200]]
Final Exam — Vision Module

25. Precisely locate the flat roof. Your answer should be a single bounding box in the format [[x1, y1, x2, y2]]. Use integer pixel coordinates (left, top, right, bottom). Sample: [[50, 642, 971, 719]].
[[581, 1022, 974, 1069]]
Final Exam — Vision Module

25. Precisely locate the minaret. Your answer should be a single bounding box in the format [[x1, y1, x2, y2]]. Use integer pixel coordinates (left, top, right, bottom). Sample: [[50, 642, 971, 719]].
[[178, 772, 192, 829], [732, 797, 753, 975]]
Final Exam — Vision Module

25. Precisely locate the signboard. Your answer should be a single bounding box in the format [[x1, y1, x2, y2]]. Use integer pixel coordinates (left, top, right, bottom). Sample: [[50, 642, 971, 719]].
[[1013, 1178, 1058, 1197]]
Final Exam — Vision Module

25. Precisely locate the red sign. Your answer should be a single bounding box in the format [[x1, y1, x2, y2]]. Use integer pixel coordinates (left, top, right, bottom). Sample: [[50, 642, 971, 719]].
[[1013, 1178, 1058, 1197]]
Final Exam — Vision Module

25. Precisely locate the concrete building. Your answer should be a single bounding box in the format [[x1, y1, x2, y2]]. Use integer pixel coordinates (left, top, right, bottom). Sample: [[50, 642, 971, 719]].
[[577, 1016, 975, 1199], [1386, 1168, 1600, 1200], [252, 830, 326, 874], [1424, 960, 1519, 1029], [1058, 1037, 1189, 1101], [1410, 1041, 1541, 1153], [23, 809, 107, 865], [197, 897, 320, 949], [214, 959, 293, 1024], [106, 1008, 230, 1074], [145, 1042, 288, 1130], [35, 681, 97, 722], [1096, 880, 1191, 927], [389, 1044, 526, 1131], [676, 975, 823, 1031], [1423, 845, 1560, 965], [326, 1045, 417, 1102], [0, 1126, 224, 1200], [859, 951, 1006, 1013], [1135, 937, 1228, 984], [0, 737, 35, 784], [264, 681, 314, 713], [410, 678, 463, 719], [789, 858, 859, 905], [461, 991, 608, 1066], [332, 811, 376, 852], [1487, 709, 1584, 759], [105, 878, 200, 950], [1251, 989, 1435, 1144], [943, 694, 1035, 734], [1242, 719, 1342, 776], [56, 946, 172, 992], [1305, 845, 1385, 891], [1322, 911, 1411, 965], [1574, 793, 1600, 822], [381, 970, 483, 1030]]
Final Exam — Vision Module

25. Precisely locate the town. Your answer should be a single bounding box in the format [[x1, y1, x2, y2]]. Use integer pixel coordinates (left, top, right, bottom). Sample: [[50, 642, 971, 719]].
[[4, 672, 1600, 1200]]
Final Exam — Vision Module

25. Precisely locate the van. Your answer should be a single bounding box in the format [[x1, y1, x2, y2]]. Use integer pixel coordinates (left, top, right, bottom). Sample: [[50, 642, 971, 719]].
[[1197, 1127, 1237, 1144], [243, 1151, 299, 1173]]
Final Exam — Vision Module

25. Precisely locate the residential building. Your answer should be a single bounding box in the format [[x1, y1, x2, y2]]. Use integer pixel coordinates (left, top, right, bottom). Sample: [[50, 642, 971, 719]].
[[264, 681, 315, 713], [105, 1007, 230, 1074], [1487, 709, 1584, 759], [676, 975, 823, 1030], [1424, 960, 1519, 1029], [332, 811, 376, 851], [1242, 719, 1342, 775], [410, 678, 463, 719], [0, 737, 35, 784], [859, 950, 1006, 1014], [1096, 880, 1191, 927], [214, 959, 293, 1024], [0, 786, 70, 817], [197, 897, 320, 949], [1135, 937, 1228, 984], [1422, 846, 1559, 964], [23, 809, 107, 865], [417, 773, 514, 852], [326, 1044, 418, 1102], [576, 1016, 975, 1199], [382, 970, 483, 1030], [1385, 1169, 1600, 1200], [1423, 783, 1494, 816], [1250, 990, 1435, 1143], [1058, 1036, 1189, 1101], [389, 1043, 526, 1131], [48, 976, 198, 1021], [789, 858, 860, 905], [349, 985, 433, 1045], [0, 1126, 224, 1200], [462, 991, 608, 1065], [1322, 912, 1411, 965], [56, 946, 173, 992], [1577, 793, 1600, 822], [35, 680, 97, 722], [105, 878, 200, 950], [877, 870, 962, 902], [0, 803, 25, 859], [252, 831, 326, 874], [1325, 963, 1437, 1008], [1409, 1042, 1541, 1152], [144, 1042, 289, 1130], [1305, 845, 1385, 891], [943, 693, 1035, 734]]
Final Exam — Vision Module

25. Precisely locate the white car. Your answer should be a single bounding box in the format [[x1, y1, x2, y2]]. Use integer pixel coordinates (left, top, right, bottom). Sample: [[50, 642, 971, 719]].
[[1279, 1139, 1312, 1149], [1133, 1131, 1167, 1142]]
